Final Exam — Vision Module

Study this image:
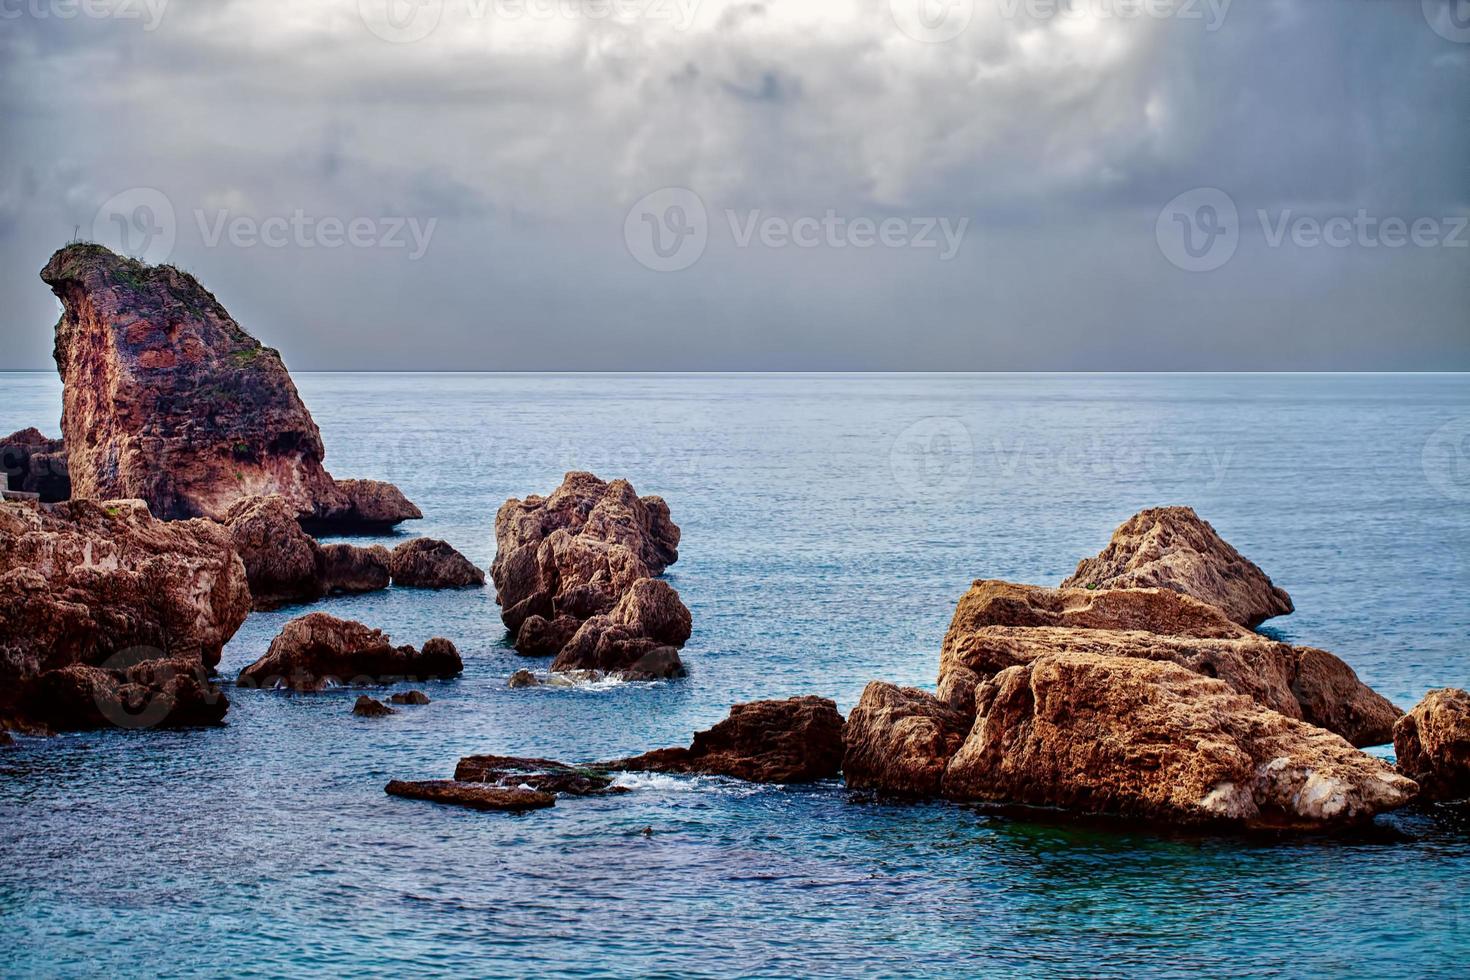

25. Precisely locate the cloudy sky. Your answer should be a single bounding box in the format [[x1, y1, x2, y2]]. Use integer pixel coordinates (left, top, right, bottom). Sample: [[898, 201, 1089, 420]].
[[1, 0, 1466, 370]]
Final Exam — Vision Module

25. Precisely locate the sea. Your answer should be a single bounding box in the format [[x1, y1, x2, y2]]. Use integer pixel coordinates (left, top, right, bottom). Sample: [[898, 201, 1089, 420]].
[[2, 372, 1468, 978]]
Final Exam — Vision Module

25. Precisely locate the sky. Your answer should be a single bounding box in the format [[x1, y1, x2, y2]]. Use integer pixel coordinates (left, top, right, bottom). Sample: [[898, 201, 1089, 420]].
[[0, 0, 1466, 371]]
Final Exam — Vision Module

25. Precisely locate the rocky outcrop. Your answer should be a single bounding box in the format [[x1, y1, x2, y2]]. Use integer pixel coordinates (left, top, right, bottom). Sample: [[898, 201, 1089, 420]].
[[842, 682, 970, 797], [352, 695, 394, 717], [224, 495, 390, 607], [321, 543, 391, 595], [492, 472, 682, 654], [1394, 689, 1470, 801], [384, 780, 555, 812], [607, 697, 845, 783], [23, 656, 228, 731], [237, 613, 461, 691], [942, 653, 1417, 830], [40, 243, 418, 528], [514, 615, 583, 657], [0, 497, 249, 730], [317, 480, 421, 531], [938, 581, 1398, 748], [1, 428, 70, 501], [455, 755, 625, 796], [388, 538, 485, 589], [1062, 507, 1294, 627], [549, 578, 690, 678]]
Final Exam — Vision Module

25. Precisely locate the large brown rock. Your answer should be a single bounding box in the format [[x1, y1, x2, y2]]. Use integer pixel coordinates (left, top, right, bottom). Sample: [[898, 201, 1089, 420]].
[[843, 682, 970, 797], [1394, 689, 1470, 801], [942, 653, 1417, 830], [1, 428, 70, 501], [607, 696, 845, 783], [237, 612, 461, 691], [224, 495, 326, 608], [321, 543, 391, 595], [40, 243, 418, 528], [1062, 507, 1294, 627], [384, 780, 555, 812], [388, 538, 485, 589], [0, 498, 249, 729], [24, 657, 228, 731], [550, 577, 691, 678], [938, 581, 1398, 747], [492, 472, 680, 645]]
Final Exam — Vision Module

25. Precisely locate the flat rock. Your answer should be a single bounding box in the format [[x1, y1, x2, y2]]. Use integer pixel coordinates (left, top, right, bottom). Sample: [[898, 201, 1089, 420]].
[[352, 695, 394, 717], [607, 696, 845, 784], [237, 612, 461, 691], [388, 538, 485, 589], [942, 652, 1417, 830], [1061, 507, 1294, 627], [384, 780, 555, 812], [1394, 688, 1470, 801], [455, 754, 625, 796], [842, 682, 970, 797]]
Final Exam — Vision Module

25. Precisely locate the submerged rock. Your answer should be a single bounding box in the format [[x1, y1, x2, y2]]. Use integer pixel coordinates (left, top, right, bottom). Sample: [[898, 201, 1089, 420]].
[[455, 755, 625, 796], [608, 696, 846, 784], [507, 669, 541, 689], [941, 653, 1417, 830], [388, 538, 485, 589], [1394, 689, 1470, 802], [384, 780, 555, 812], [237, 613, 461, 691], [938, 581, 1398, 747], [1062, 507, 1294, 627], [39, 243, 418, 527], [0, 428, 70, 501], [0, 497, 249, 730], [389, 690, 431, 705], [843, 682, 970, 798]]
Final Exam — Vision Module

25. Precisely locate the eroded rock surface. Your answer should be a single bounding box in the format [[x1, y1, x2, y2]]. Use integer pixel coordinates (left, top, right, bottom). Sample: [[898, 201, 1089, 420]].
[[384, 780, 555, 812], [224, 495, 326, 608], [389, 538, 485, 589], [843, 682, 970, 797], [237, 612, 461, 691], [1, 428, 69, 501], [1062, 507, 1294, 627], [549, 578, 691, 678], [454, 755, 625, 796], [321, 543, 391, 595], [942, 653, 1417, 830], [607, 696, 845, 783], [1394, 688, 1470, 801]]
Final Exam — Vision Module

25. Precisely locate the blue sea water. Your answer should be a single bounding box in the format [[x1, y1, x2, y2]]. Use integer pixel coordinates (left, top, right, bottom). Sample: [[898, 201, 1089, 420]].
[[2, 372, 1468, 978]]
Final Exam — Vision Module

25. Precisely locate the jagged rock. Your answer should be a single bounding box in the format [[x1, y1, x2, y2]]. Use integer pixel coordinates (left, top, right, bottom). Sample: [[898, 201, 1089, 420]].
[[514, 615, 582, 657], [1, 428, 69, 501], [607, 696, 845, 783], [842, 682, 970, 797], [938, 581, 1398, 748], [1062, 507, 1293, 627], [942, 653, 1417, 830], [388, 538, 485, 589], [608, 578, 693, 648], [352, 695, 395, 717], [323, 479, 422, 531], [25, 657, 228, 731], [550, 614, 685, 679], [385, 780, 555, 812], [454, 755, 626, 796], [0, 498, 249, 730], [492, 472, 680, 647], [39, 243, 418, 528], [389, 690, 431, 705], [507, 669, 540, 689], [224, 495, 326, 608], [237, 612, 461, 691], [321, 543, 391, 595], [1394, 689, 1470, 801]]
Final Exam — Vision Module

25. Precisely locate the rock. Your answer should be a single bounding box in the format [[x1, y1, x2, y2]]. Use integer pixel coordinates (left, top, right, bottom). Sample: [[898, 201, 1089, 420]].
[[938, 581, 1398, 748], [941, 653, 1417, 830], [514, 614, 582, 657], [352, 695, 395, 717], [24, 656, 229, 731], [0, 730, 10, 746], [492, 472, 680, 646], [1061, 507, 1294, 627], [389, 690, 431, 705], [0, 497, 249, 730], [608, 578, 693, 648], [388, 538, 485, 589], [321, 543, 391, 595], [842, 682, 970, 797], [224, 495, 326, 608], [507, 669, 541, 689], [1394, 689, 1470, 802], [550, 614, 685, 679], [544, 670, 603, 687], [237, 613, 462, 691], [607, 696, 846, 784], [322, 479, 422, 531], [384, 780, 555, 812], [454, 755, 625, 796], [1, 428, 70, 501], [40, 243, 418, 527]]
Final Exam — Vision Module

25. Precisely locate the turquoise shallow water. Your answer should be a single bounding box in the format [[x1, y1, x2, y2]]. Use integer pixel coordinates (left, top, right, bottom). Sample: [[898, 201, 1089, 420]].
[[2, 372, 1468, 978]]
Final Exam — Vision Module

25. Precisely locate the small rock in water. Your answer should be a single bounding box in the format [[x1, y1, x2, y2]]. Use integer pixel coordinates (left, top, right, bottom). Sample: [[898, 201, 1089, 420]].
[[385, 780, 555, 812], [454, 755, 625, 796], [546, 670, 605, 687], [640, 826, 654, 837], [389, 690, 430, 705], [352, 695, 395, 717], [507, 670, 541, 689]]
